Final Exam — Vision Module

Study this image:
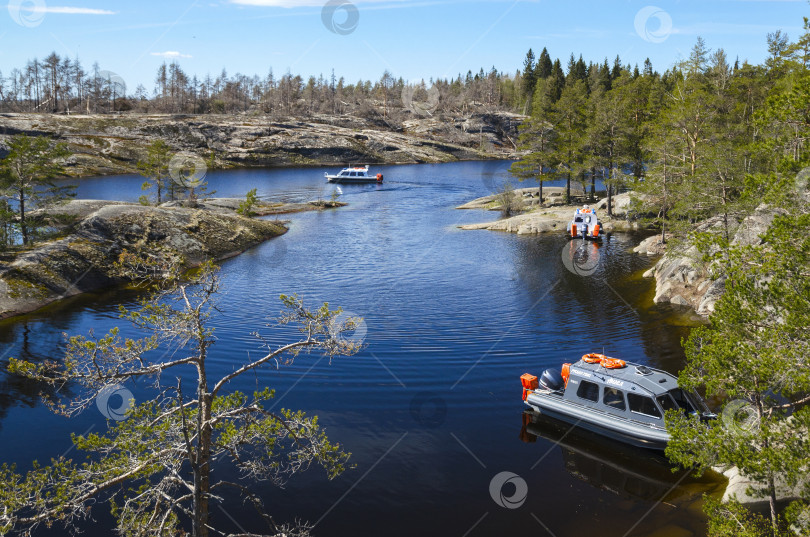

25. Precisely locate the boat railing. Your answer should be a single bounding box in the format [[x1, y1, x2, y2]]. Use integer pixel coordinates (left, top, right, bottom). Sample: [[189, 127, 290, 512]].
[[618, 361, 673, 379]]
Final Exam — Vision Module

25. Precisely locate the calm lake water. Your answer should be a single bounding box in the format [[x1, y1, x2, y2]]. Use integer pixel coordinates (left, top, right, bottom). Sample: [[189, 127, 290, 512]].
[[0, 161, 723, 537]]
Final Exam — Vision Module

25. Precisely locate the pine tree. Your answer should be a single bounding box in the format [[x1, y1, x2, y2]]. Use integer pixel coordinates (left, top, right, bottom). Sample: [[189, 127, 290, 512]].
[[3, 262, 361, 536], [510, 78, 557, 201], [643, 58, 654, 77], [574, 55, 587, 84], [536, 47, 552, 79], [611, 55, 622, 80], [586, 80, 630, 211], [667, 212, 810, 536], [522, 48, 537, 102], [547, 59, 565, 103], [0, 134, 72, 245], [552, 80, 589, 202], [137, 140, 173, 205]]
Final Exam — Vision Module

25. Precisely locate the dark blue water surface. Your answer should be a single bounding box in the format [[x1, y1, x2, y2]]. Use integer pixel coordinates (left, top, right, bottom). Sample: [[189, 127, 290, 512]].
[[0, 161, 722, 537]]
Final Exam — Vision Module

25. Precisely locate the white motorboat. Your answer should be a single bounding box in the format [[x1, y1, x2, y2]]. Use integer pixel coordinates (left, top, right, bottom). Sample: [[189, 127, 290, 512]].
[[520, 353, 716, 450], [325, 165, 383, 184], [568, 206, 602, 240]]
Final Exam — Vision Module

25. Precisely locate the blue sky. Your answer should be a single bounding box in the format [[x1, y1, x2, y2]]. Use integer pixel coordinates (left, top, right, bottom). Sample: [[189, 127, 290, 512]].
[[0, 0, 807, 91]]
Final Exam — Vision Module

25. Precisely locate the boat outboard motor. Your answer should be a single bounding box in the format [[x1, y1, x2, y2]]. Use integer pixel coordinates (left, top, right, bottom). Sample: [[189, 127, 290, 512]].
[[539, 368, 565, 391], [582, 215, 591, 239]]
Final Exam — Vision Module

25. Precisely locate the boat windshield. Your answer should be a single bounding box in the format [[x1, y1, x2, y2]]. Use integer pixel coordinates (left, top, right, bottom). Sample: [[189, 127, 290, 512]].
[[677, 388, 710, 413], [656, 388, 698, 415]]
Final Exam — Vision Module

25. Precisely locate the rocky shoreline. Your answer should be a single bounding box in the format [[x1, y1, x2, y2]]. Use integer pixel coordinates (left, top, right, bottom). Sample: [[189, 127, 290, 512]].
[[455, 187, 785, 321], [635, 204, 785, 316], [0, 197, 339, 319], [0, 112, 523, 178]]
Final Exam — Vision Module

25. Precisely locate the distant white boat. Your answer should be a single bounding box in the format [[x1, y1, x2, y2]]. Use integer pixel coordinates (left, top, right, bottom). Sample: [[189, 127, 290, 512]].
[[325, 165, 383, 184], [568, 206, 602, 240]]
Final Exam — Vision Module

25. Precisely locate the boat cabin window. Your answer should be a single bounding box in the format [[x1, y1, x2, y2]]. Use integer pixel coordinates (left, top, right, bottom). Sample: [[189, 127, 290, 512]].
[[628, 393, 662, 419], [603, 388, 626, 411], [349, 171, 357, 177], [574, 216, 583, 223], [576, 380, 599, 402]]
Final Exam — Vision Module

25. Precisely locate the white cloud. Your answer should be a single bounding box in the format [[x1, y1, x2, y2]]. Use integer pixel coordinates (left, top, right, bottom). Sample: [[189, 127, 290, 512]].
[[230, 0, 408, 7], [22, 6, 116, 14], [150, 51, 193, 58], [671, 22, 805, 36]]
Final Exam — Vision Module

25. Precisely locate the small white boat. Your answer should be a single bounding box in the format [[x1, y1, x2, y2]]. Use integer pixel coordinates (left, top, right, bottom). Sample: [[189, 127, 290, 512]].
[[568, 205, 602, 240], [325, 165, 383, 184]]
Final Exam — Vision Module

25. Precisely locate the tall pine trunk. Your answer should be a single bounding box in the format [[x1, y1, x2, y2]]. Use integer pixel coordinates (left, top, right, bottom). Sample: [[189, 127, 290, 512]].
[[194, 392, 212, 537], [767, 474, 778, 537], [193, 342, 211, 537], [192, 311, 213, 537], [566, 171, 571, 204], [606, 160, 614, 217], [18, 189, 28, 246]]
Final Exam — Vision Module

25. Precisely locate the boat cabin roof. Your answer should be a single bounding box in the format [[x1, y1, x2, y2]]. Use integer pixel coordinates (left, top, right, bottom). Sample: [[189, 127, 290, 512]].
[[336, 166, 369, 175], [568, 359, 676, 397]]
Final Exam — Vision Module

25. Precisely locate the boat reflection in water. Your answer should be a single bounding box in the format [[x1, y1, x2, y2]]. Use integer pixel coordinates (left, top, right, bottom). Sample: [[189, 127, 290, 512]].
[[561, 238, 603, 277], [519, 410, 724, 504]]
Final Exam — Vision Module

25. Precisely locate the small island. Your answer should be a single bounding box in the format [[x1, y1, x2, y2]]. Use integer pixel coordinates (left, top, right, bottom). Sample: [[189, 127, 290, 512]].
[[456, 186, 640, 234], [0, 197, 345, 319]]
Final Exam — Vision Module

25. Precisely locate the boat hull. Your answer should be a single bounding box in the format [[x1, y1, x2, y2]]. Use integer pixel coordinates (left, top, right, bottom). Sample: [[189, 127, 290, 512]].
[[524, 390, 669, 451], [326, 176, 381, 184]]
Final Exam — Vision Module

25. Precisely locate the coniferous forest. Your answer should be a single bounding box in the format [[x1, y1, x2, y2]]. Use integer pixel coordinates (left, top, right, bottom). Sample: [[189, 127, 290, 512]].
[[508, 16, 810, 537]]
